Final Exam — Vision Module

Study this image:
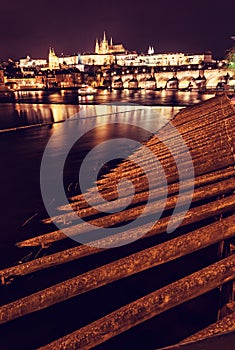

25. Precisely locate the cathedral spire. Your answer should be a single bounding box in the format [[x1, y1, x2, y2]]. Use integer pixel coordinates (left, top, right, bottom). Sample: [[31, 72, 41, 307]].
[[103, 31, 107, 42], [95, 38, 99, 54], [110, 37, 113, 46]]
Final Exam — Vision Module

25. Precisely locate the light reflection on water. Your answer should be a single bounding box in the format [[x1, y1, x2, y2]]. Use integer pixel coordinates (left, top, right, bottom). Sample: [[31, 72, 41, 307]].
[[0, 103, 80, 130], [0, 89, 213, 131], [0, 101, 181, 131], [0, 102, 182, 247], [12, 89, 212, 106]]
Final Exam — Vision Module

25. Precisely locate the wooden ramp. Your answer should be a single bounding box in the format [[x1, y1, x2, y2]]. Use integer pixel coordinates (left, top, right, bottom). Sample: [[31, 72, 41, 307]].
[[0, 95, 235, 349]]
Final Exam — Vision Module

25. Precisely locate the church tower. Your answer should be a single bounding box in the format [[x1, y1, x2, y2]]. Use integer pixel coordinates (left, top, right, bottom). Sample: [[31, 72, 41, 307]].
[[95, 39, 100, 54], [100, 32, 109, 54], [94, 32, 125, 55], [148, 46, 154, 55], [48, 47, 60, 70]]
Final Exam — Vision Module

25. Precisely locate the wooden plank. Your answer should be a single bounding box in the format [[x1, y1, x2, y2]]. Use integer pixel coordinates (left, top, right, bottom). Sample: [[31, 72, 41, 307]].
[[16, 192, 235, 248], [96, 97, 235, 188], [158, 331, 235, 350], [96, 142, 233, 197], [180, 310, 235, 345], [47, 172, 235, 226], [58, 166, 235, 214], [57, 166, 235, 214], [38, 254, 235, 350], [0, 215, 235, 286], [61, 124, 235, 224], [61, 96, 235, 210], [1, 215, 235, 324]]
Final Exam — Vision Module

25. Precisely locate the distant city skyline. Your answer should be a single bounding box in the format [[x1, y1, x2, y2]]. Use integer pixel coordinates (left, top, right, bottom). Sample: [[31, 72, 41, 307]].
[[0, 0, 234, 60]]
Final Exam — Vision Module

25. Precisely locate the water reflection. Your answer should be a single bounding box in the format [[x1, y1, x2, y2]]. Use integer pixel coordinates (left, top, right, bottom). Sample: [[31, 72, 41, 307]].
[[0, 89, 212, 130], [0, 103, 80, 130], [0, 104, 181, 244], [0, 101, 181, 131], [10, 89, 213, 107]]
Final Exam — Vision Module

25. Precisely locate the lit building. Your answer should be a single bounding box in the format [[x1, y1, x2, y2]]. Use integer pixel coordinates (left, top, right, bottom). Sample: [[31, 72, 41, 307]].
[[184, 54, 205, 65], [95, 32, 126, 54], [14, 38, 214, 74], [48, 48, 84, 71], [116, 53, 138, 66], [0, 69, 4, 86], [59, 55, 77, 66], [48, 47, 60, 70], [55, 70, 83, 87], [59, 56, 84, 71], [116, 52, 211, 67], [19, 56, 47, 68], [5, 76, 44, 89], [79, 32, 127, 66], [81, 53, 114, 66]]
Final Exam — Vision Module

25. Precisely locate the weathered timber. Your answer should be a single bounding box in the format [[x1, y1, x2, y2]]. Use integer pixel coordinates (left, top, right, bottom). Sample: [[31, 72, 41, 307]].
[[60, 95, 235, 209], [157, 331, 235, 350], [180, 309, 235, 344], [47, 174, 235, 227], [16, 192, 235, 248], [38, 254, 235, 350], [95, 96, 235, 187], [0, 212, 234, 300], [57, 166, 235, 213], [158, 331, 235, 350], [1, 95, 234, 350]]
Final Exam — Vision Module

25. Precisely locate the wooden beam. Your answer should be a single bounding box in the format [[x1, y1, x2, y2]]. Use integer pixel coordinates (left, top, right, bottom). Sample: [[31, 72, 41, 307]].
[[57, 166, 234, 214], [180, 309, 235, 344], [47, 173, 235, 227], [1, 215, 235, 324], [2, 211, 235, 283], [38, 254, 235, 350], [16, 192, 235, 248]]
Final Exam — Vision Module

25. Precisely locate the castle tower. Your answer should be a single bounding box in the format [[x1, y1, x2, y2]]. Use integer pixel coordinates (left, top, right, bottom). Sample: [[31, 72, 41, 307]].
[[95, 39, 100, 54], [100, 31, 109, 54], [94, 32, 125, 55], [148, 46, 154, 55], [48, 47, 60, 70]]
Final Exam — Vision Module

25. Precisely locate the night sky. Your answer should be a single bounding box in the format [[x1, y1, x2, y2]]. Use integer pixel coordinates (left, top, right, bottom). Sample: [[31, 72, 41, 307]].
[[0, 0, 234, 60]]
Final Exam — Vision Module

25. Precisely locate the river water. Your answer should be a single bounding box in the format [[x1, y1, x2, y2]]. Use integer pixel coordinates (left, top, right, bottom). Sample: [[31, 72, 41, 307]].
[[0, 99, 182, 248], [11, 88, 211, 107], [0, 90, 219, 350]]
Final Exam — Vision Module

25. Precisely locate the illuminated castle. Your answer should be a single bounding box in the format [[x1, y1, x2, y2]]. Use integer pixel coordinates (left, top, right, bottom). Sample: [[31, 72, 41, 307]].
[[95, 32, 126, 54]]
